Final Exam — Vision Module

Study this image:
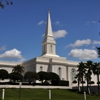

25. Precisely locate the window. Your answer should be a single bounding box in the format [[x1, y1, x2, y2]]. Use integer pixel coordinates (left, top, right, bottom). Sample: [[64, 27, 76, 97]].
[[71, 68, 76, 82], [40, 66, 43, 71], [58, 67, 61, 78]]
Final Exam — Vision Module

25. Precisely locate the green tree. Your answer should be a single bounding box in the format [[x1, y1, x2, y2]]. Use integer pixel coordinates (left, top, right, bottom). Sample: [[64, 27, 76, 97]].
[[0, 69, 8, 80], [48, 72, 60, 81], [24, 71, 39, 84], [0, 0, 13, 9], [38, 71, 47, 83], [48, 72, 60, 85], [92, 62, 100, 95], [12, 65, 24, 74], [85, 60, 93, 94], [9, 72, 23, 83], [75, 73, 81, 92], [76, 62, 86, 92]]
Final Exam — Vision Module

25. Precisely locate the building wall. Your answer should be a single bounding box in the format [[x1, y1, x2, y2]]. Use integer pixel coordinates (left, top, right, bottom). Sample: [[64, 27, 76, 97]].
[[0, 66, 13, 73], [24, 64, 36, 73], [68, 66, 99, 87], [36, 63, 49, 73], [52, 64, 67, 80], [68, 66, 78, 87]]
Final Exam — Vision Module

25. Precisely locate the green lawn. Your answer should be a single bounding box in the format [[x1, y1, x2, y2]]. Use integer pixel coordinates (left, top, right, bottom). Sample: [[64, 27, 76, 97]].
[[0, 88, 99, 100]]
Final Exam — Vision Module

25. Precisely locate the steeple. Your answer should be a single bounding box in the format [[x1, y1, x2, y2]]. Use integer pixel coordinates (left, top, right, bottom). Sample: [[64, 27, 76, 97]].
[[45, 9, 53, 37], [41, 10, 59, 57]]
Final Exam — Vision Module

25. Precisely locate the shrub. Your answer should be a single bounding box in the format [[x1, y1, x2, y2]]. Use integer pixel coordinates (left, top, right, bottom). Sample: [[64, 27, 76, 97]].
[[0, 69, 9, 80], [43, 81, 50, 85], [72, 80, 77, 84], [88, 81, 95, 84], [58, 80, 69, 86], [51, 79, 59, 86]]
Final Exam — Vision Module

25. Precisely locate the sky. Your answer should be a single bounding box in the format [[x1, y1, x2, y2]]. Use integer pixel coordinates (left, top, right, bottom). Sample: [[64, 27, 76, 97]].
[[0, 0, 100, 63]]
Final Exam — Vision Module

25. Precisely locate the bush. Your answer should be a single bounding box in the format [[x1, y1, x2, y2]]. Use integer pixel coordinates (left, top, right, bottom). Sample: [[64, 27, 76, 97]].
[[88, 81, 95, 84], [0, 69, 9, 80], [97, 81, 100, 84], [51, 79, 59, 86], [58, 80, 69, 86], [81, 81, 85, 84], [43, 81, 50, 85], [72, 80, 77, 84]]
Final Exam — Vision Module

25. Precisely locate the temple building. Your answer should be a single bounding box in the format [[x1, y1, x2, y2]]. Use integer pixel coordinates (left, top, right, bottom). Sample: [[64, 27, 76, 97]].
[[0, 10, 98, 87]]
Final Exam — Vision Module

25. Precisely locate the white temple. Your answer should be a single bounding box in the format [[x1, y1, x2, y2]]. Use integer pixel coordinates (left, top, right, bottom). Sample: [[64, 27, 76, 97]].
[[0, 10, 98, 87]]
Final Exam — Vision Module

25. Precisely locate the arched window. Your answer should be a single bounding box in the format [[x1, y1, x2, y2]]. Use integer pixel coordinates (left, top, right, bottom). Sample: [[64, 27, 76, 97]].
[[58, 67, 61, 78], [71, 68, 76, 82], [40, 66, 43, 71]]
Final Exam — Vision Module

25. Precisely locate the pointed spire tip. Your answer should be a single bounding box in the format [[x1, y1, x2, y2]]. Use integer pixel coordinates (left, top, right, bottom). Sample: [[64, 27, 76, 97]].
[[48, 9, 50, 13]]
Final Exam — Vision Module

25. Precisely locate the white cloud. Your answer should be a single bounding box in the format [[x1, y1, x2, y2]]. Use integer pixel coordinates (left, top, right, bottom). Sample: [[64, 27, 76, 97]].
[[86, 21, 96, 25], [0, 46, 6, 51], [55, 21, 60, 25], [37, 20, 44, 25], [68, 49, 98, 60], [0, 49, 25, 62], [67, 39, 91, 47], [86, 21, 90, 24], [53, 30, 67, 39], [93, 40, 100, 44], [92, 21, 96, 24]]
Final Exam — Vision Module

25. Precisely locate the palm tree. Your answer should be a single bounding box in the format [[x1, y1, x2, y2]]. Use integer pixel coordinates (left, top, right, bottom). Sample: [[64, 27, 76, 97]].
[[76, 62, 86, 92], [75, 73, 81, 92], [12, 65, 24, 74], [92, 62, 100, 95], [85, 60, 93, 94]]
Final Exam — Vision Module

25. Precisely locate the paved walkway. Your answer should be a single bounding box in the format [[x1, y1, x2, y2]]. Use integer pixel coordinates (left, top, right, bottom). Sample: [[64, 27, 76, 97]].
[[0, 85, 72, 89]]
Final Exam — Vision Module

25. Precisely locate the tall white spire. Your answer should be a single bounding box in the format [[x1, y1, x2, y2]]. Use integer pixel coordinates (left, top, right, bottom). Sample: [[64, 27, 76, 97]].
[[41, 10, 59, 57], [45, 9, 53, 37]]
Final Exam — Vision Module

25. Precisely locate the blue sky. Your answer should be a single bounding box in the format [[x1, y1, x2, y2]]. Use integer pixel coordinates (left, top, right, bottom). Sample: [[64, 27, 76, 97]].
[[0, 0, 100, 62]]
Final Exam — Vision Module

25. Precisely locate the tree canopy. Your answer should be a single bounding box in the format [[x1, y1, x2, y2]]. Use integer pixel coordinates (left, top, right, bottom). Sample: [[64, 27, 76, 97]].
[[12, 65, 24, 74], [0, 0, 13, 9], [38, 71, 60, 84], [9, 72, 23, 83], [24, 71, 39, 84], [0, 69, 8, 80]]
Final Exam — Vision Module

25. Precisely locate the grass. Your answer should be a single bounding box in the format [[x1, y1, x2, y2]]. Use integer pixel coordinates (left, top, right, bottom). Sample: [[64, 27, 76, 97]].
[[0, 88, 99, 100]]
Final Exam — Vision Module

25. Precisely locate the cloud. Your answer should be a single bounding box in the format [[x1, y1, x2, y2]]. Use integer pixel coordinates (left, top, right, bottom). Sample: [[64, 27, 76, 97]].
[[68, 49, 98, 60], [0, 49, 25, 62], [53, 30, 67, 39], [92, 21, 97, 24], [37, 20, 45, 25], [86, 22, 90, 24], [67, 39, 91, 47], [93, 40, 100, 44], [0, 46, 6, 51], [86, 21, 97, 25], [55, 21, 60, 25]]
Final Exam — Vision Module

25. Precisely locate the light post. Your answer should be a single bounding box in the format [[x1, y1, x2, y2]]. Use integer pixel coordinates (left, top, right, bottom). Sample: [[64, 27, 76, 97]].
[[19, 82, 22, 100]]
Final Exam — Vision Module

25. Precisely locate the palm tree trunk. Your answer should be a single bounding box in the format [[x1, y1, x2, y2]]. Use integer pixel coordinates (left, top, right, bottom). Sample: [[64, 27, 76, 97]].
[[78, 79, 80, 92], [97, 73, 100, 95], [86, 80, 91, 95], [87, 80, 89, 94], [82, 76, 84, 92]]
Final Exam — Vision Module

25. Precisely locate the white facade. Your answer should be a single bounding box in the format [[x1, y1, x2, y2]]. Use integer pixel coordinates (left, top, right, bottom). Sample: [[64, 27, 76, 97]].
[[0, 10, 98, 88]]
